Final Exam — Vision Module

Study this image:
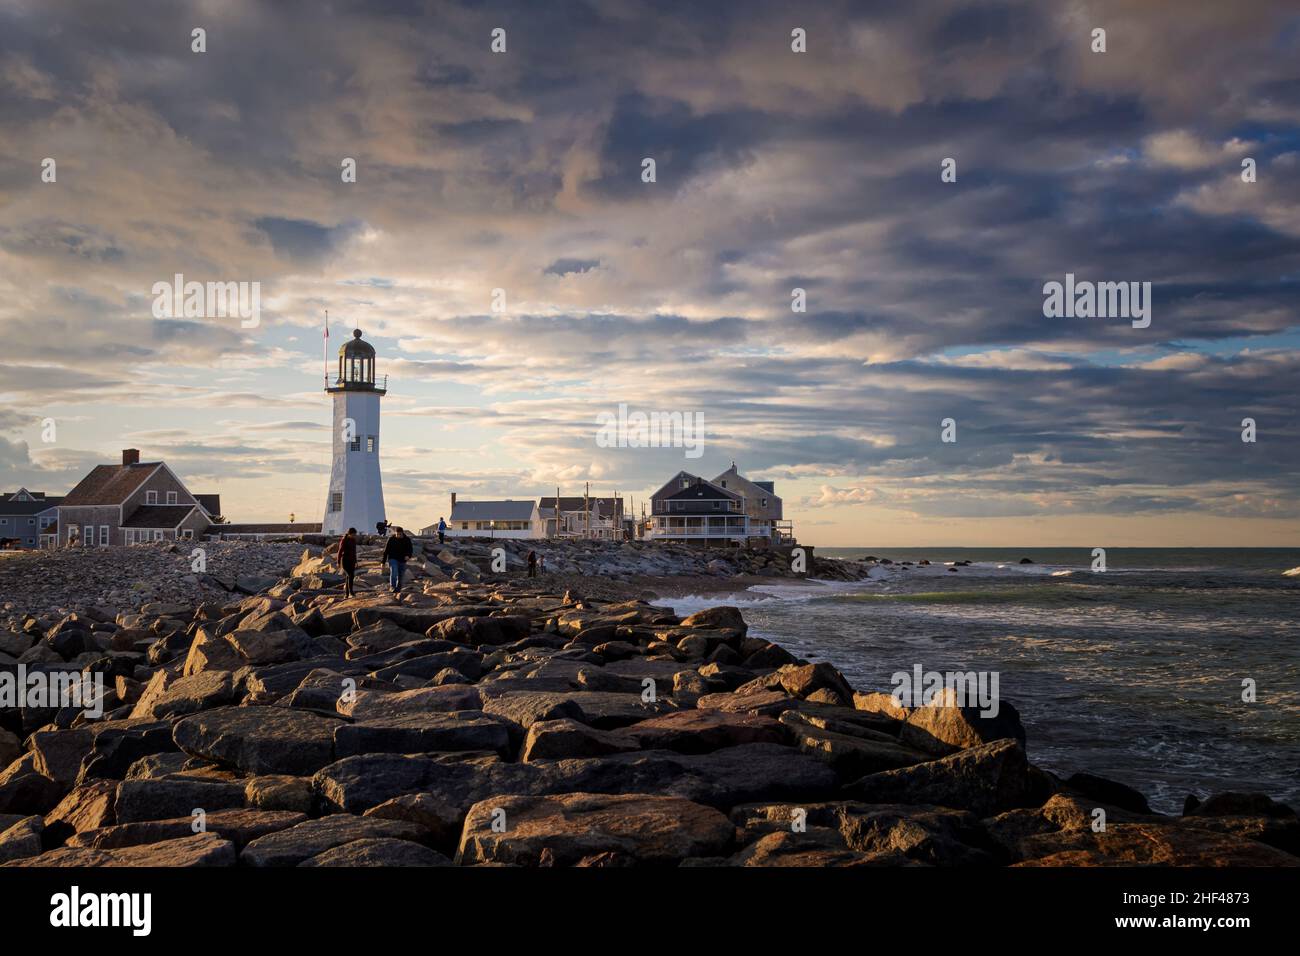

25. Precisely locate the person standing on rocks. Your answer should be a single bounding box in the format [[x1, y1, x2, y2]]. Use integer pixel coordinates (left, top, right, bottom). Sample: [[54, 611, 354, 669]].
[[527, 549, 537, 578], [437, 516, 446, 545], [335, 527, 358, 598], [382, 526, 414, 594]]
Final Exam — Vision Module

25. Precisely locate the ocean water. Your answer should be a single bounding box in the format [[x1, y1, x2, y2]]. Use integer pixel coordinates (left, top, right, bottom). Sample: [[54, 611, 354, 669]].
[[664, 548, 1300, 813]]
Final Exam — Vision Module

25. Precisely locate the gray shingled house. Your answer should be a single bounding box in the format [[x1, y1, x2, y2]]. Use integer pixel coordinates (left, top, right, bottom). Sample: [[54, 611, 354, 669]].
[[56, 449, 220, 546]]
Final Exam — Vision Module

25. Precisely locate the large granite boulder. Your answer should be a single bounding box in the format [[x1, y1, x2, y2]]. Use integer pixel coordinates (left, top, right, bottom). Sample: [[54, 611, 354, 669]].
[[173, 706, 342, 775], [843, 738, 1050, 817], [457, 792, 736, 866]]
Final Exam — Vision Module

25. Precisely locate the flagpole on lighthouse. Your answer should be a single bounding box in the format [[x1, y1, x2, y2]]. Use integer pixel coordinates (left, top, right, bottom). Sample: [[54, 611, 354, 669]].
[[323, 309, 329, 388]]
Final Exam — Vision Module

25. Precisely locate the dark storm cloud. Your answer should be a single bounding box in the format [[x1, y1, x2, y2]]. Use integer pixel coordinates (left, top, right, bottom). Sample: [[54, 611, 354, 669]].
[[1, 0, 1297, 527]]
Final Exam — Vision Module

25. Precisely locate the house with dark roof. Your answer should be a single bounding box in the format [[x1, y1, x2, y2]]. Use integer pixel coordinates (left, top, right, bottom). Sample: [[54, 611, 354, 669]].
[[646, 464, 793, 546], [56, 449, 220, 547], [423, 494, 545, 539], [712, 462, 792, 544], [0, 489, 61, 549]]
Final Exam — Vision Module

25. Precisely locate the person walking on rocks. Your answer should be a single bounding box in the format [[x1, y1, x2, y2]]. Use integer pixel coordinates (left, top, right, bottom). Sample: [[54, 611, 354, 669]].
[[538, 553, 546, 575], [527, 549, 537, 578], [437, 516, 446, 545], [382, 526, 414, 594], [335, 527, 358, 598]]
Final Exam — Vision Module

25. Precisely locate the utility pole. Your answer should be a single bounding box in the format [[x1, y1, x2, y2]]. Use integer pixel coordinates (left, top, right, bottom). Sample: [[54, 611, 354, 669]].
[[584, 481, 590, 539]]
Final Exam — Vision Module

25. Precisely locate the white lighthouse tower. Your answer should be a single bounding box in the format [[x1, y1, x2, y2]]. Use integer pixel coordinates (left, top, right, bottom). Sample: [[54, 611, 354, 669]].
[[322, 328, 387, 535]]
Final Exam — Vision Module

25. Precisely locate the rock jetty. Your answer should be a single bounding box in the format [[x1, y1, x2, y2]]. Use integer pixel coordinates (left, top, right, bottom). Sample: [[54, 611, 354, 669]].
[[1, 542, 1296, 867]]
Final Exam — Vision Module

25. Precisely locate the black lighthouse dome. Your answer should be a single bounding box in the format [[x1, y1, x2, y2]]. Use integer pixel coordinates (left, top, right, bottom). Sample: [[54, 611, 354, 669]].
[[331, 328, 384, 391]]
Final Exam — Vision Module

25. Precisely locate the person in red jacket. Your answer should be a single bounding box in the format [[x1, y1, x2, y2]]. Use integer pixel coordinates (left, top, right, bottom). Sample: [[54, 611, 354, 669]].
[[335, 527, 358, 597]]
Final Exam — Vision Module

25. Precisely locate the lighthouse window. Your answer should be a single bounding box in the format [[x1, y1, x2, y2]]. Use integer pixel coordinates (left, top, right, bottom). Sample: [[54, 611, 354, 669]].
[[367, 436, 375, 453], [350, 436, 361, 451], [329, 493, 342, 513]]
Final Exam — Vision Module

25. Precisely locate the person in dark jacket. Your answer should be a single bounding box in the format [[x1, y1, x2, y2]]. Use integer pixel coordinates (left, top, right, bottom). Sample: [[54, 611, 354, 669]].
[[526, 549, 537, 578], [381, 526, 414, 594], [436, 517, 446, 545], [335, 527, 358, 597]]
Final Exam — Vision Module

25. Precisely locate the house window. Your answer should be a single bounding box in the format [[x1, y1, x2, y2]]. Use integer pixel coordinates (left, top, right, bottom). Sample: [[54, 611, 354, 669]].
[[68, 528, 77, 545], [39, 516, 51, 528], [166, 491, 178, 504], [0, 518, 6, 526], [153, 530, 163, 541], [182, 529, 193, 540], [27, 518, 35, 526], [125, 530, 134, 544], [761, 497, 768, 507], [99, 526, 109, 546], [83, 524, 93, 546], [712, 501, 720, 509], [329, 492, 343, 513], [146, 491, 158, 504], [720, 481, 726, 488], [367, 436, 376, 453]]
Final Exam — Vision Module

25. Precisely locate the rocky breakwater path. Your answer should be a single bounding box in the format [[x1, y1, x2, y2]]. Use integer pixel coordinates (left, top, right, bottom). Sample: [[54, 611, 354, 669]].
[[409, 535, 873, 586], [1, 548, 1297, 867]]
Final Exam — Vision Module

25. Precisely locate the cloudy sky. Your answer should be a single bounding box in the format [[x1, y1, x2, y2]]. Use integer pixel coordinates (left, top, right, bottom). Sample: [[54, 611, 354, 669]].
[[1, 0, 1298, 546]]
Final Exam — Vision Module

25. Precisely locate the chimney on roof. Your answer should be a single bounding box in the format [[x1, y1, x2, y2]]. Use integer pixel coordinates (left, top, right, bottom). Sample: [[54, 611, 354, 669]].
[[450, 492, 457, 509], [122, 449, 140, 466]]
